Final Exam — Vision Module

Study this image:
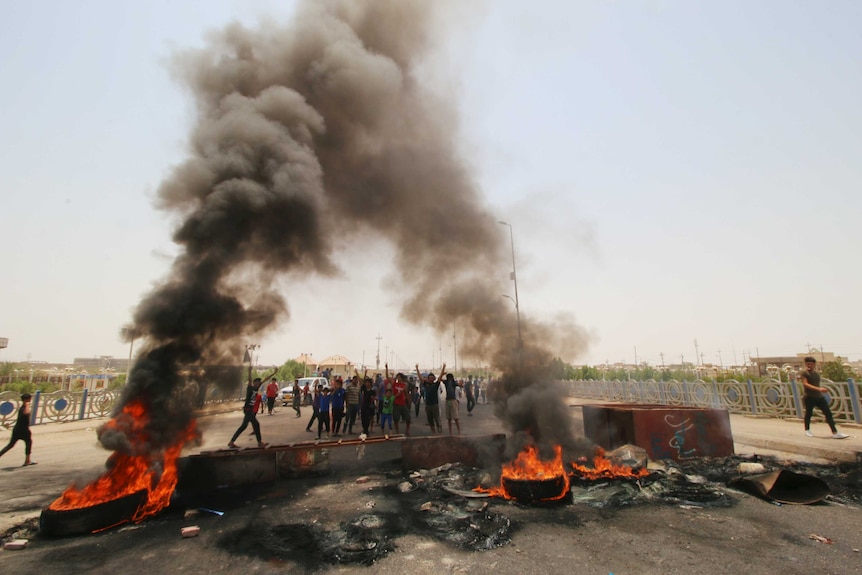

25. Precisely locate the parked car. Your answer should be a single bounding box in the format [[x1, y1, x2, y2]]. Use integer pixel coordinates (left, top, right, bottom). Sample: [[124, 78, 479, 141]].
[[277, 386, 294, 406], [280, 377, 329, 406]]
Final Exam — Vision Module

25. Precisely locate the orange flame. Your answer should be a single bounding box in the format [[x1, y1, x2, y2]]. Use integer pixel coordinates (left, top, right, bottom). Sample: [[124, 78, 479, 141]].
[[475, 444, 570, 500], [48, 400, 198, 523], [570, 448, 650, 481]]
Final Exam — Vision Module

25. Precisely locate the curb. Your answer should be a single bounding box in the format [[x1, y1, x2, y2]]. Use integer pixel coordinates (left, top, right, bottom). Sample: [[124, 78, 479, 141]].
[[734, 433, 862, 463]]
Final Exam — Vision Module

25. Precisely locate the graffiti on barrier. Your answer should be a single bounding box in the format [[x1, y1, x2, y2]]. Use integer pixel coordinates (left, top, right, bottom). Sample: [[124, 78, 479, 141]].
[[665, 414, 697, 458]]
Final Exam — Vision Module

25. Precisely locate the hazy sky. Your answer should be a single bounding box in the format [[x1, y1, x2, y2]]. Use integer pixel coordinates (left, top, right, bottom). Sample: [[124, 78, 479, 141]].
[[2, 1, 861, 370]]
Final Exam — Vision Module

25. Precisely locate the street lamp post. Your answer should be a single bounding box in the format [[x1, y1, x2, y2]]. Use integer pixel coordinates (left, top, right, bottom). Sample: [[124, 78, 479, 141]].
[[121, 327, 138, 385], [498, 221, 523, 354]]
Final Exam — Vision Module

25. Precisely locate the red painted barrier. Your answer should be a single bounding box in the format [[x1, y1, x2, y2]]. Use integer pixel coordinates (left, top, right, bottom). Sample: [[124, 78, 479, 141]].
[[582, 403, 734, 461]]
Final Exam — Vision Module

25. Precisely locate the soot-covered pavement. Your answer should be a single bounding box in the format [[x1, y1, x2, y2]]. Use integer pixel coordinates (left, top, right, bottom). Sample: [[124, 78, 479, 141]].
[[4, 444, 862, 575]]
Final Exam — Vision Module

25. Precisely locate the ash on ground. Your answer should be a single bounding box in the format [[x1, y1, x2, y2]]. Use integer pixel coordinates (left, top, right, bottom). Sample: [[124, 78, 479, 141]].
[[9, 453, 862, 572]]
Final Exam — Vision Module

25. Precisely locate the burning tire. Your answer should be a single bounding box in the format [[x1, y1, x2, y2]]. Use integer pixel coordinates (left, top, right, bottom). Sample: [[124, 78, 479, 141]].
[[39, 490, 148, 538], [501, 475, 569, 504]]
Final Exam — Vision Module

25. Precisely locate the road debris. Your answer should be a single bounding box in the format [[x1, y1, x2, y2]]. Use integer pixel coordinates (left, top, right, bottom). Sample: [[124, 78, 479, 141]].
[[182, 526, 201, 538]]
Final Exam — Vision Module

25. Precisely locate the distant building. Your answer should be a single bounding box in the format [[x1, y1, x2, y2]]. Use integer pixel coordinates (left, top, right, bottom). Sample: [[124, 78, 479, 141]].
[[318, 355, 354, 379], [749, 351, 845, 378], [72, 357, 131, 371]]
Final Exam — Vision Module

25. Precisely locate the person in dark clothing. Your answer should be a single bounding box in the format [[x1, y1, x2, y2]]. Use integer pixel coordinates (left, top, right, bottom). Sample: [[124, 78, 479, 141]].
[[801, 356, 849, 439], [330, 378, 346, 436], [0, 393, 35, 466], [359, 377, 377, 436], [305, 386, 321, 432], [465, 376, 476, 416], [229, 368, 275, 448], [413, 381, 422, 417], [317, 387, 332, 439], [291, 380, 302, 417], [418, 363, 442, 434]]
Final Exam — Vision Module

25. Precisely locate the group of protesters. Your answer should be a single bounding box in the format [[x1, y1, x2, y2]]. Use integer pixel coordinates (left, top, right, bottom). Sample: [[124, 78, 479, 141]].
[[228, 363, 489, 448]]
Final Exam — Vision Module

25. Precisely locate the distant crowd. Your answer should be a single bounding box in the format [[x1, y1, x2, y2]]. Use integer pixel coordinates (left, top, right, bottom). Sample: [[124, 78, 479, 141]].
[[228, 363, 491, 448]]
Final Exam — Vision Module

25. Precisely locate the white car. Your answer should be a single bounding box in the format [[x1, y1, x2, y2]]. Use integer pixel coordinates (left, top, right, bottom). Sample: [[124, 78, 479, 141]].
[[278, 386, 295, 406], [280, 377, 329, 405]]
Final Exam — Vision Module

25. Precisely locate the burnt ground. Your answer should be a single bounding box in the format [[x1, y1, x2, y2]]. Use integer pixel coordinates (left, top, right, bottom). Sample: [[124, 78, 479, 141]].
[[3, 443, 862, 575]]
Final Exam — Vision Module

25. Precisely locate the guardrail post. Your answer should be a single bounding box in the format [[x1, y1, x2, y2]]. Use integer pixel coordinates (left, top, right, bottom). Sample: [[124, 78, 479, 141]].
[[79, 388, 88, 421], [711, 379, 720, 408], [746, 379, 758, 415], [789, 378, 803, 418], [682, 379, 690, 406], [30, 391, 41, 426], [847, 378, 861, 424]]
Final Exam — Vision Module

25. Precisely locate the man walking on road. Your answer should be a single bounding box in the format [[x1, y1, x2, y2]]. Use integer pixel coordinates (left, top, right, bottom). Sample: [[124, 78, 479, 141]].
[[291, 379, 302, 417], [465, 376, 476, 416], [801, 356, 849, 439], [229, 368, 276, 448], [265, 377, 279, 415], [0, 393, 36, 466]]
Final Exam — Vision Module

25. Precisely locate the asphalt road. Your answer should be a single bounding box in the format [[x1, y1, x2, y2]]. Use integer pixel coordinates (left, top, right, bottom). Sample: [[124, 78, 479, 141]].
[[1, 399, 861, 575]]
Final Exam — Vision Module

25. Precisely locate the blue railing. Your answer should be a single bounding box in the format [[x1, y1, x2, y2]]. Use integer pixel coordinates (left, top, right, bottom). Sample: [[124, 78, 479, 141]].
[[0, 389, 241, 428], [0, 389, 120, 428], [566, 378, 862, 424]]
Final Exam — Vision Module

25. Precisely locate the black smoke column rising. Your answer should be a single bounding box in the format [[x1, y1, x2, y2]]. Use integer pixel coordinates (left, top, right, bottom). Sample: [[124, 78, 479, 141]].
[[108, 0, 589, 458]]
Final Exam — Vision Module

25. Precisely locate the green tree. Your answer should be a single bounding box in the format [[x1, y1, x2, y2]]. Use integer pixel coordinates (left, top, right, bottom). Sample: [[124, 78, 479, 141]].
[[549, 357, 568, 380], [276, 359, 306, 382], [820, 360, 856, 382]]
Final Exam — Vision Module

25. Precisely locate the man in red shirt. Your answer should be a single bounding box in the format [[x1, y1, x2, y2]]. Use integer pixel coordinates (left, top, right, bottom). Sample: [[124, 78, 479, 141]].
[[385, 363, 411, 436], [265, 377, 279, 415]]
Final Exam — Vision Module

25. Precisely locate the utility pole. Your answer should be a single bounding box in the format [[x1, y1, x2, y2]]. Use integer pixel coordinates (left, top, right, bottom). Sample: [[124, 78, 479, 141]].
[[376, 334, 382, 371], [439, 339, 443, 370], [453, 327, 457, 373], [717, 349, 723, 368], [694, 339, 700, 366], [245, 344, 260, 381], [498, 221, 524, 359], [659, 352, 665, 368], [634, 346, 638, 366]]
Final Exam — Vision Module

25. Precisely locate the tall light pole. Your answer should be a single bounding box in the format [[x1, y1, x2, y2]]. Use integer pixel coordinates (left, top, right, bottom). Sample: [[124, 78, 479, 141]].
[[121, 327, 138, 386], [376, 334, 382, 371], [498, 221, 523, 353]]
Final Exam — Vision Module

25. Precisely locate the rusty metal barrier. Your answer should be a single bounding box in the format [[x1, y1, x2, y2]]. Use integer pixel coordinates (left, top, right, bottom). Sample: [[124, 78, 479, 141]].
[[582, 403, 734, 461]]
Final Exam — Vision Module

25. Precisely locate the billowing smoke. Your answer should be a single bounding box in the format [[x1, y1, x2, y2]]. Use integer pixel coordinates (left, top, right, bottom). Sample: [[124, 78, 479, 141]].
[[110, 0, 589, 457]]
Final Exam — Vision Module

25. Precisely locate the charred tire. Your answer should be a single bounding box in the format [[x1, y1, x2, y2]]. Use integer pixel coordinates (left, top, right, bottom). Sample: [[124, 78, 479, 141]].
[[39, 490, 148, 538]]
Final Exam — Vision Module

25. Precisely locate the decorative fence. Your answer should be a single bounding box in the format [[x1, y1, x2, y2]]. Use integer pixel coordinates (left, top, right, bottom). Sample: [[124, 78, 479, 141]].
[[0, 389, 241, 428], [566, 378, 862, 424], [0, 389, 121, 428]]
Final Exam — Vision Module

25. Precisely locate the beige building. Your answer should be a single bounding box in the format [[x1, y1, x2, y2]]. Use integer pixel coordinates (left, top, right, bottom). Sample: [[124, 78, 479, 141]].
[[317, 355, 355, 379], [750, 350, 845, 378]]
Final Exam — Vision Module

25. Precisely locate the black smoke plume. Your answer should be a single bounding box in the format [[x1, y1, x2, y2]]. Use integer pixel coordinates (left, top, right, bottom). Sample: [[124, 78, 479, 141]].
[[109, 0, 589, 457]]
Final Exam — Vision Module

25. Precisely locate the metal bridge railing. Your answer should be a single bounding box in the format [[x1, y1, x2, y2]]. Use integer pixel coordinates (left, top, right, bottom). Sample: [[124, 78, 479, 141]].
[[0, 389, 242, 428], [566, 378, 862, 424]]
